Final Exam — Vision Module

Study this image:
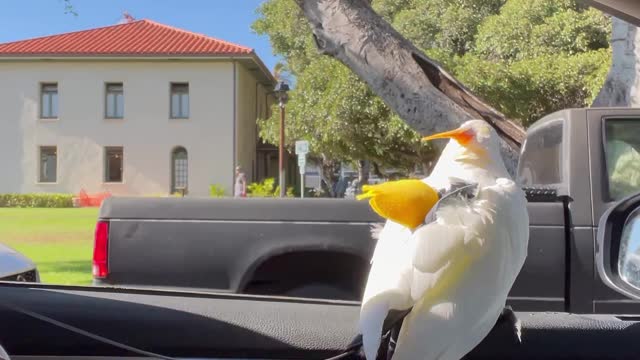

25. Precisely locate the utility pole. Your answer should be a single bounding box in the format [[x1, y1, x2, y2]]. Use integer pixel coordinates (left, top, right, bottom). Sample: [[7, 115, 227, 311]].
[[279, 102, 286, 197], [273, 81, 290, 197]]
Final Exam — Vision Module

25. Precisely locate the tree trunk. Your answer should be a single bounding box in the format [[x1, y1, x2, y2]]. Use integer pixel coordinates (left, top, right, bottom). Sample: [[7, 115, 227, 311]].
[[319, 154, 340, 197], [294, 0, 525, 175], [357, 160, 370, 192], [592, 17, 640, 107], [372, 162, 384, 178]]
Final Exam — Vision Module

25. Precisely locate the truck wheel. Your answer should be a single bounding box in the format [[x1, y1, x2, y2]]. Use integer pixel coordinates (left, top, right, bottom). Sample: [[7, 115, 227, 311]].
[[243, 251, 368, 301]]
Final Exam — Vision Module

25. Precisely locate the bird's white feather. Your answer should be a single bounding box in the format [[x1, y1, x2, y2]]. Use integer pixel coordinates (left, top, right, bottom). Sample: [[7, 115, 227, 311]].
[[369, 223, 385, 242], [391, 178, 528, 360], [360, 219, 415, 358], [359, 120, 529, 360]]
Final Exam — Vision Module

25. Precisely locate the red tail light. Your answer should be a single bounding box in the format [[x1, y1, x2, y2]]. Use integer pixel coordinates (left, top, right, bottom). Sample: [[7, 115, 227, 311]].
[[93, 221, 109, 278]]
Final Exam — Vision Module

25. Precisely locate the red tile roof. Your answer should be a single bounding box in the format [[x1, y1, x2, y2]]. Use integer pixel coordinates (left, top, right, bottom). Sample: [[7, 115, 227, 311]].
[[0, 19, 253, 57]]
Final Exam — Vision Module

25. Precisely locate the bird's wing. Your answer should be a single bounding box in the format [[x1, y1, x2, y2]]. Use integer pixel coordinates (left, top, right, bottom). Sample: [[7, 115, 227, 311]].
[[359, 177, 481, 360], [361, 177, 476, 317], [392, 179, 529, 360], [409, 181, 498, 302], [360, 218, 414, 360], [363, 219, 413, 304]]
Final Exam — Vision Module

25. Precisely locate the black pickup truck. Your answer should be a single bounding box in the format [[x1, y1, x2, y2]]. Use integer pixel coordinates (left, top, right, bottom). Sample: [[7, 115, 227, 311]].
[[94, 107, 640, 314]]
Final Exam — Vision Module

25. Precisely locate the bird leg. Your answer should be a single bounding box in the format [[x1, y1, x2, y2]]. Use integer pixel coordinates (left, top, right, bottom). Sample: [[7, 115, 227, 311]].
[[378, 315, 404, 360], [498, 305, 522, 343], [385, 324, 401, 360], [377, 309, 411, 360]]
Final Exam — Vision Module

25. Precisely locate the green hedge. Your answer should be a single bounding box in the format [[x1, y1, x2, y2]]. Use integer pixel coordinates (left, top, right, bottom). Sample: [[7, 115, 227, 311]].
[[247, 178, 294, 197], [209, 184, 227, 197], [0, 193, 74, 208]]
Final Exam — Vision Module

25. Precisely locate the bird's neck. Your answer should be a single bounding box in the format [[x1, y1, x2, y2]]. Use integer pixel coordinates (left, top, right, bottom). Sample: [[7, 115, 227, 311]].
[[430, 141, 510, 186]]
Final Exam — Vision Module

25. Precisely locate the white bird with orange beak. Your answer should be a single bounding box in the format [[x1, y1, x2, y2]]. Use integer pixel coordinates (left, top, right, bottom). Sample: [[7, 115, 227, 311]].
[[357, 119, 529, 360]]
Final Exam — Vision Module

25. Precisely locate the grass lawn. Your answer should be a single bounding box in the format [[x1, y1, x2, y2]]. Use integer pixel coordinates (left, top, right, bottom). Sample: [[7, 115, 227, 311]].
[[0, 208, 99, 285]]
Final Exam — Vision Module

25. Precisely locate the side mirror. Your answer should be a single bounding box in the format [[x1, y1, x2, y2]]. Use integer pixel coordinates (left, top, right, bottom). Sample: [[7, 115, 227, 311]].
[[597, 191, 640, 300]]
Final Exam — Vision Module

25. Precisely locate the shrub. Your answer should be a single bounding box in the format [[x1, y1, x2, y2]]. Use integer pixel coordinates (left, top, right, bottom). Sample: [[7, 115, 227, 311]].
[[209, 184, 226, 197], [247, 178, 294, 197], [0, 193, 74, 208], [247, 178, 276, 197]]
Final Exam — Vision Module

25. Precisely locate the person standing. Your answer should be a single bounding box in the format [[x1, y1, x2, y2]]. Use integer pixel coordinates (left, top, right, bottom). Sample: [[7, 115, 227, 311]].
[[234, 166, 247, 197]]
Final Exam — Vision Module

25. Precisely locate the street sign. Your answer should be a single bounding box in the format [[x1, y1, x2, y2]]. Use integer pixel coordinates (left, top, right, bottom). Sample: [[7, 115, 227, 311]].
[[297, 154, 307, 173], [297, 153, 307, 198], [295, 141, 309, 198], [295, 140, 309, 155]]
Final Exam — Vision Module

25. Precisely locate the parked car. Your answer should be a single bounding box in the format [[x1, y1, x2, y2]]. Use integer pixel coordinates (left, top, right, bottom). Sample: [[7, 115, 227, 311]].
[[0, 243, 39, 283], [91, 107, 640, 314]]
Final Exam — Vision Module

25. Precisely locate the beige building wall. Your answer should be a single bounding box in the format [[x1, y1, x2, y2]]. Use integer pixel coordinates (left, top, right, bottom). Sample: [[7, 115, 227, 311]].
[[0, 60, 239, 197], [235, 63, 256, 186], [235, 63, 273, 185]]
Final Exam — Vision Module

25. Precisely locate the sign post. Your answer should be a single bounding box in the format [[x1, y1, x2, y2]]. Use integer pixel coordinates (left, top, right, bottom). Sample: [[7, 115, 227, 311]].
[[295, 141, 309, 198]]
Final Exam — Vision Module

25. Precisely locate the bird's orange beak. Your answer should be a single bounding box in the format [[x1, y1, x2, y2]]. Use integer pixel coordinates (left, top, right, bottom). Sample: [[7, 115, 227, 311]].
[[422, 128, 474, 146]]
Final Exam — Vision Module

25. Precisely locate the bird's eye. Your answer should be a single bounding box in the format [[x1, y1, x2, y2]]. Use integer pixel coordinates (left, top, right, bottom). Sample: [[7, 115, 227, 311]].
[[477, 125, 490, 138]]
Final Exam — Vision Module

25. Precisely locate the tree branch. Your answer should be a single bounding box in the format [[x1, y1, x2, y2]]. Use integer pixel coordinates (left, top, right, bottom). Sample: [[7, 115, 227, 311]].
[[294, 0, 525, 173]]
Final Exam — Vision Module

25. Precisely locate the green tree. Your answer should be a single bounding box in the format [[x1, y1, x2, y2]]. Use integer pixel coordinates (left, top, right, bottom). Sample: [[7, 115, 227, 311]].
[[253, 0, 316, 74], [376, 0, 611, 126], [379, 0, 505, 55], [257, 57, 435, 194], [254, 0, 612, 190], [254, 0, 436, 195], [451, 49, 610, 126], [258, 57, 432, 170], [473, 1, 609, 61]]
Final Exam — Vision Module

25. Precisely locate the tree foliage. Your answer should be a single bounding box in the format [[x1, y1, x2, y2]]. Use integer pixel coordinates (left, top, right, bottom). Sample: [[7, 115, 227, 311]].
[[253, 0, 434, 176], [380, 0, 505, 55], [451, 48, 610, 125], [254, 0, 612, 173], [376, 0, 612, 127], [257, 57, 434, 172], [474, 1, 608, 61], [253, 0, 315, 75]]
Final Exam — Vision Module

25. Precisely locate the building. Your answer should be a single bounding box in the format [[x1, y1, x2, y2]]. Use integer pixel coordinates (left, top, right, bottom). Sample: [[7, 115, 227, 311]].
[[0, 18, 285, 197]]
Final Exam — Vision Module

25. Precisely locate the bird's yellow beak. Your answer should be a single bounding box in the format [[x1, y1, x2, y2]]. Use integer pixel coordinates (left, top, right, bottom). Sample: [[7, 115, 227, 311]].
[[357, 179, 439, 230], [422, 127, 474, 146]]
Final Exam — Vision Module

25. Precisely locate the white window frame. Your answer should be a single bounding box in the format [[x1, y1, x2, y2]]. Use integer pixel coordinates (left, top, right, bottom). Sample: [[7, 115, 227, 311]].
[[105, 83, 124, 119], [171, 146, 189, 193], [170, 83, 190, 119], [38, 146, 58, 183], [40, 83, 59, 119]]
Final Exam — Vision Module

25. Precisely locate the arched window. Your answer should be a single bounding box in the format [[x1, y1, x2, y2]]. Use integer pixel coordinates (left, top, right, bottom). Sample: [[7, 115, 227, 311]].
[[171, 147, 188, 193]]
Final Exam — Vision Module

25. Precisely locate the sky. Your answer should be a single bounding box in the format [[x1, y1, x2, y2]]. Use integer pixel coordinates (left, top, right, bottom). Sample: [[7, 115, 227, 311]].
[[0, 0, 280, 71]]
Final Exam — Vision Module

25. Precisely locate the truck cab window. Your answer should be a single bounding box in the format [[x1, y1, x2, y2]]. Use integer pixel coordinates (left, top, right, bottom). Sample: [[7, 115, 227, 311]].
[[517, 119, 564, 187], [604, 119, 640, 201]]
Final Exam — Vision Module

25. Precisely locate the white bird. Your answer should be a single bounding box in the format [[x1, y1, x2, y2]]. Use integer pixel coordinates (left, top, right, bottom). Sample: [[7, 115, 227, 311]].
[[356, 119, 529, 360]]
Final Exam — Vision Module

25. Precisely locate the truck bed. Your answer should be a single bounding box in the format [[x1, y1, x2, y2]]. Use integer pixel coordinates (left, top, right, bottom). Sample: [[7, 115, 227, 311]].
[[96, 197, 382, 297]]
